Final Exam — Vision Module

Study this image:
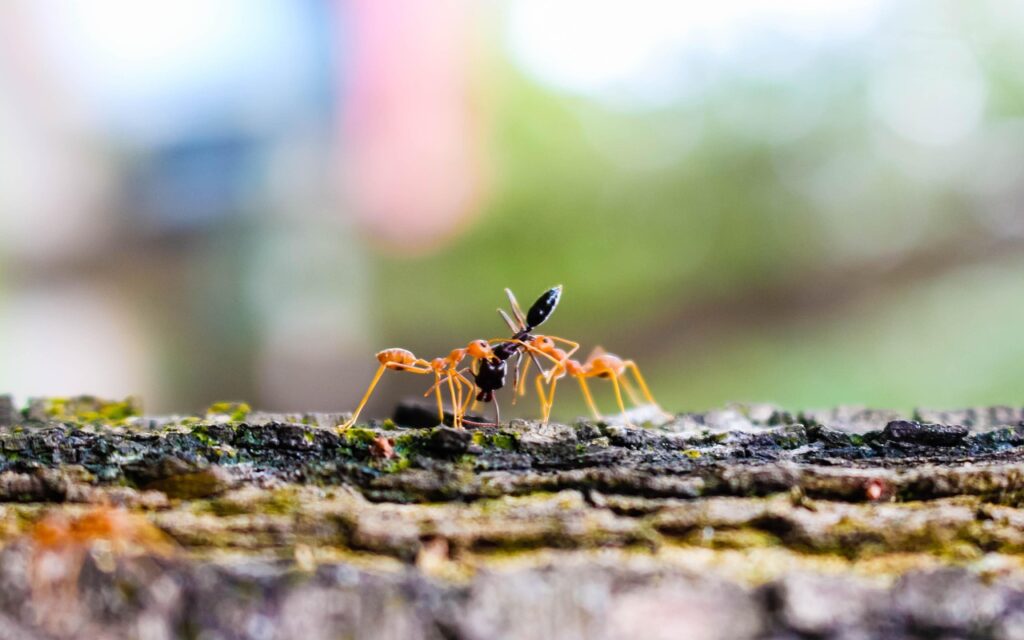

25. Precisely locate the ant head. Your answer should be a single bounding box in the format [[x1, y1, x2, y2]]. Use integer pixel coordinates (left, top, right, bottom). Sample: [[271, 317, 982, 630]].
[[467, 340, 495, 360], [531, 335, 555, 352]]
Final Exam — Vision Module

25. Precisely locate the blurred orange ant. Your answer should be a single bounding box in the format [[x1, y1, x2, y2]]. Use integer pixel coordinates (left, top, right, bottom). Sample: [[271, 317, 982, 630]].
[[341, 340, 496, 430], [27, 506, 173, 622]]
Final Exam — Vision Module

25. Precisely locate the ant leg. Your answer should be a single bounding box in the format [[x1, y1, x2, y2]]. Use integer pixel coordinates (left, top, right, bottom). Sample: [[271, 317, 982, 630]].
[[457, 373, 474, 426], [344, 363, 433, 430], [341, 365, 387, 430], [433, 371, 445, 425], [517, 356, 533, 397], [493, 394, 502, 427], [576, 377, 602, 421], [451, 374, 463, 428], [511, 352, 522, 406], [491, 339, 564, 370], [544, 376, 560, 423], [423, 377, 444, 398], [548, 336, 581, 359], [625, 361, 660, 407], [534, 374, 550, 422], [455, 370, 475, 415], [609, 374, 631, 425], [445, 373, 462, 428], [528, 351, 548, 382], [619, 376, 642, 407]]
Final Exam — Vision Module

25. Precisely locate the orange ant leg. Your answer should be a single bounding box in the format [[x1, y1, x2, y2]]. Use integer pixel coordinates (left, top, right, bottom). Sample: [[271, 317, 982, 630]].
[[576, 376, 602, 420], [510, 353, 523, 406], [456, 372, 477, 427], [517, 356, 533, 397], [421, 370, 471, 427], [534, 374, 551, 422], [454, 369, 475, 416], [624, 361, 658, 406], [619, 376, 643, 407], [543, 375, 560, 423], [468, 359, 482, 412], [548, 336, 581, 359], [341, 364, 390, 430], [342, 361, 431, 430], [341, 364, 386, 430], [609, 374, 631, 425], [488, 339, 563, 369], [445, 372, 463, 428], [433, 371, 445, 424]]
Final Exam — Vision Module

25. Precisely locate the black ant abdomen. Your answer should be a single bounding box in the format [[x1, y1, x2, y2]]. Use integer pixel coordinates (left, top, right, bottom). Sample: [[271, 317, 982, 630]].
[[525, 285, 562, 331]]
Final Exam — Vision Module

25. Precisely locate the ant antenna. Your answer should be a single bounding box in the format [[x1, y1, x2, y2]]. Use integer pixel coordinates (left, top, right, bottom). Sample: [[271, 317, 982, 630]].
[[505, 288, 528, 329], [498, 308, 520, 333]]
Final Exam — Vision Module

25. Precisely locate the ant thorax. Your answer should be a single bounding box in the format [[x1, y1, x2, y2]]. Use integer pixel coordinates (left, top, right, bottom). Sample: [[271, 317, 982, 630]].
[[565, 359, 585, 376]]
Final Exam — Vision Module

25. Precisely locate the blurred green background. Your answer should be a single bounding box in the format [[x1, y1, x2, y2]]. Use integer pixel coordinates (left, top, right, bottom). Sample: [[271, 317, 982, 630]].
[[1, 1, 1022, 418]]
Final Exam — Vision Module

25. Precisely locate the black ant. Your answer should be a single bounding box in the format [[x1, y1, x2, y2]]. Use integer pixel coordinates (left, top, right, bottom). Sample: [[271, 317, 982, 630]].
[[463, 286, 569, 426]]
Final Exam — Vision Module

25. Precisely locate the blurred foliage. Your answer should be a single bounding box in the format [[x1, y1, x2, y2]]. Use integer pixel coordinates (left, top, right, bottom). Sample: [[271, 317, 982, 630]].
[[4, 2, 1024, 416], [374, 27, 1024, 416]]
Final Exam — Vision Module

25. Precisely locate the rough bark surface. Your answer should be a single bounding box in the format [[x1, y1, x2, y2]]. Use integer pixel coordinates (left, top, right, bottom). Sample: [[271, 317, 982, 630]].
[[3, 395, 1024, 639]]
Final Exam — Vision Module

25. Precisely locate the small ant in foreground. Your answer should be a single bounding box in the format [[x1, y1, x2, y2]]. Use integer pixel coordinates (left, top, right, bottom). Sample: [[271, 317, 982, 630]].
[[341, 340, 495, 430]]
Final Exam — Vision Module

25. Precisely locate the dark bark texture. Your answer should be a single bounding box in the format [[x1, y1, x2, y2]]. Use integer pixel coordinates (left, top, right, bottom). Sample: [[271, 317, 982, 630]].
[[3, 395, 1024, 639]]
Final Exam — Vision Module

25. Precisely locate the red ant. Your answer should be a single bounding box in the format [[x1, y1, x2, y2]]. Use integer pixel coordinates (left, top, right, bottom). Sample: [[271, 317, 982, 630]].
[[341, 340, 495, 430], [524, 342, 665, 426]]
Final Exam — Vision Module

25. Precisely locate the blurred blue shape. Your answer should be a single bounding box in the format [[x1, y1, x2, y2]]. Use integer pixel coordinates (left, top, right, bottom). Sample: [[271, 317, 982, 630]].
[[126, 135, 260, 233], [35, 0, 338, 142]]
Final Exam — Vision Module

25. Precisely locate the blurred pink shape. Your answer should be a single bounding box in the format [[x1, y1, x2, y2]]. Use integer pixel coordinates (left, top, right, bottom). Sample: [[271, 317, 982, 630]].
[[344, 0, 487, 253]]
